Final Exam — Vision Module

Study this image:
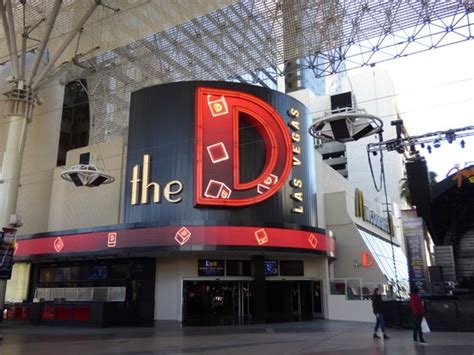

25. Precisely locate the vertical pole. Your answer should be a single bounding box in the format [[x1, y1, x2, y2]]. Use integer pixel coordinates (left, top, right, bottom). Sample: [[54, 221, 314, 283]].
[[0, 114, 29, 227], [0, 112, 29, 315], [379, 132, 401, 299]]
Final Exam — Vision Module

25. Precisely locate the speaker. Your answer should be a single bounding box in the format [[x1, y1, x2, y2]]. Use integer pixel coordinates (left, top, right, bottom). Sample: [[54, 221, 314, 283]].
[[429, 265, 444, 282], [331, 92, 352, 110], [352, 124, 374, 141], [329, 119, 350, 139], [405, 157, 431, 216]]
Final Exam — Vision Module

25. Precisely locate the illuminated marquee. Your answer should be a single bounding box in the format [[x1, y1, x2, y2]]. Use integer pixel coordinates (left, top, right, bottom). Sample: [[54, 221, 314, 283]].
[[195, 87, 293, 206]]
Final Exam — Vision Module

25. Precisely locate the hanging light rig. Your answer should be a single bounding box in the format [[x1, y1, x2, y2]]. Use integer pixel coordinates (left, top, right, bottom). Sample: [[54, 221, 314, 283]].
[[367, 122, 474, 156], [309, 107, 383, 144], [60, 164, 115, 187]]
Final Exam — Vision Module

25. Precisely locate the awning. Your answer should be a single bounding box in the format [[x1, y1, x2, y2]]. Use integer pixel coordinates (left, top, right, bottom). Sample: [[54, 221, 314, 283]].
[[358, 227, 410, 293]]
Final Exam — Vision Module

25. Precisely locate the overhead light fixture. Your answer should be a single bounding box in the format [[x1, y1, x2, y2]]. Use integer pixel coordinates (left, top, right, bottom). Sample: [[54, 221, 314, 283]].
[[60, 164, 115, 187], [460, 140, 466, 149], [309, 107, 383, 143], [445, 130, 456, 144], [433, 140, 441, 148], [427, 145, 432, 154]]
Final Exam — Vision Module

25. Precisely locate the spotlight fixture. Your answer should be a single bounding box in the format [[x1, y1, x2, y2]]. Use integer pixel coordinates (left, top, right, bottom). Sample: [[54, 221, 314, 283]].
[[309, 107, 383, 143], [60, 164, 115, 187], [427, 145, 432, 154], [460, 140, 466, 149], [446, 130, 455, 144], [433, 140, 441, 148], [420, 143, 425, 148]]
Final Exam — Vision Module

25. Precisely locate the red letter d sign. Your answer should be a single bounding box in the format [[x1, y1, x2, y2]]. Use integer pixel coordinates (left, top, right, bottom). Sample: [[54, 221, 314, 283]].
[[195, 87, 293, 207]]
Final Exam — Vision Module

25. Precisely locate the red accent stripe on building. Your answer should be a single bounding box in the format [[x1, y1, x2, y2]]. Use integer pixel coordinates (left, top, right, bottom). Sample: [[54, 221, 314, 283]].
[[15, 226, 335, 258]]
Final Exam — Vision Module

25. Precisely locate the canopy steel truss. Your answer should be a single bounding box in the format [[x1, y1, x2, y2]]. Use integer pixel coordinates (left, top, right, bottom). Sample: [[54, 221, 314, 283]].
[[1, 0, 473, 144]]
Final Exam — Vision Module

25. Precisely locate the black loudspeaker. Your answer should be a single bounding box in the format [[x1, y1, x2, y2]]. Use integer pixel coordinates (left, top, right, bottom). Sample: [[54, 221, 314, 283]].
[[331, 92, 352, 110], [352, 124, 374, 141], [405, 157, 431, 216], [329, 119, 350, 139], [429, 265, 444, 281], [79, 152, 90, 164]]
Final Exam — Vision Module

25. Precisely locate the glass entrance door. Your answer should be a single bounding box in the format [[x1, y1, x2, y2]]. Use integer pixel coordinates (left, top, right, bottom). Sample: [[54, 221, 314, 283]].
[[183, 280, 251, 325], [312, 281, 323, 318], [290, 281, 301, 321], [232, 281, 251, 324]]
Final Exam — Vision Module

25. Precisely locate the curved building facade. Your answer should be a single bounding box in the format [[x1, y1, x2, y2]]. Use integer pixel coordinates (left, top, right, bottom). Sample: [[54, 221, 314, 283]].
[[10, 82, 336, 325]]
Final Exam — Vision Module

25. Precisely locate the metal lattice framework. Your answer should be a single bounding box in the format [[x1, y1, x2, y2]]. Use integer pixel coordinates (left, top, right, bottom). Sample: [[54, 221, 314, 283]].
[[1, 0, 473, 144]]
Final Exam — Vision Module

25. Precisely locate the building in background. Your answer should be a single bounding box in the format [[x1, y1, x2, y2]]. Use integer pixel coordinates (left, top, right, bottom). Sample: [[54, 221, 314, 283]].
[[1, 76, 409, 325]]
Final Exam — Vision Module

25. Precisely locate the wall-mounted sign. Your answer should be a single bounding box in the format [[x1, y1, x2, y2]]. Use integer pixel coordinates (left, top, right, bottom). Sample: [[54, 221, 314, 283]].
[[354, 251, 374, 268], [264, 260, 278, 276], [361, 252, 374, 267], [401, 209, 427, 293], [355, 188, 392, 234], [124, 82, 319, 245], [0, 228, 16, 280], [195, 87, 293, 207], [198, 259, 225, 276]]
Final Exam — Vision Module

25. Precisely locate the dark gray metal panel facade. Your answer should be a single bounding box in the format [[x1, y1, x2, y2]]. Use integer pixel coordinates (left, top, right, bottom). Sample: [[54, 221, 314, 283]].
[[124, 81, 318, 230]]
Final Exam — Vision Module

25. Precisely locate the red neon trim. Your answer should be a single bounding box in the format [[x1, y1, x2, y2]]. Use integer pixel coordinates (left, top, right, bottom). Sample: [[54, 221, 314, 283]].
[[14, 226, 335, 258]]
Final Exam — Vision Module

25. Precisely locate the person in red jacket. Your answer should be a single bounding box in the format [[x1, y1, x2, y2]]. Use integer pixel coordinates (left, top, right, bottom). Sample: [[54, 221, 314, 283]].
[[410, 286, 427, 344]]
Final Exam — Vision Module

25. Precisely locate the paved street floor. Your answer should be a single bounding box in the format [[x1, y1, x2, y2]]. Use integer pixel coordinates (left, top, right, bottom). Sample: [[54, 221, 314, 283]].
[[0, 320, 473, 355]]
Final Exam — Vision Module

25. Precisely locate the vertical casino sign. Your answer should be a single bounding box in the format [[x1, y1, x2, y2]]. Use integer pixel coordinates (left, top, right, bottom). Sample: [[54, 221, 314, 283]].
[[125, 82, 318, 229]]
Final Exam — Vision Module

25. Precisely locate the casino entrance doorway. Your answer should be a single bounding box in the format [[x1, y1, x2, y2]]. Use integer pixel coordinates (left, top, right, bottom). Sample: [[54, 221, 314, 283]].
[[182, 280, 324, 325], [183, 280, 252, 325]]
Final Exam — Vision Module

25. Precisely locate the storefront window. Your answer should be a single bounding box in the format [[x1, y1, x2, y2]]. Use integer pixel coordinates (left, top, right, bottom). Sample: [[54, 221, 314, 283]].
[[5, 263, 31, 303], [358, 228, 410, 297]]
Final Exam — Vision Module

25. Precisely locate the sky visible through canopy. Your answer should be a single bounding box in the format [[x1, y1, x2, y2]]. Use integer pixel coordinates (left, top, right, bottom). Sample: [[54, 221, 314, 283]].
[[372, 40, 474, 179]]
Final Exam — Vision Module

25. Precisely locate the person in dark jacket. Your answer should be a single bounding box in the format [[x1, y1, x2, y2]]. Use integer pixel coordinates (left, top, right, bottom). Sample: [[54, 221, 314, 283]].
[[410, 286, 427, 344], [372, 288, 389, 339]]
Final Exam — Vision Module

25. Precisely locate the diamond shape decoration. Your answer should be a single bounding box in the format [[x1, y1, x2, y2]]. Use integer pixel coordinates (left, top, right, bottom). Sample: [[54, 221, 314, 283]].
[[308, 233, 318, 249], [54, 237, 64, 253], [175, 227, 191, 246], [204, 180, 232, 199], [207, 95, 229, 117], [207, 142, 229, 163]]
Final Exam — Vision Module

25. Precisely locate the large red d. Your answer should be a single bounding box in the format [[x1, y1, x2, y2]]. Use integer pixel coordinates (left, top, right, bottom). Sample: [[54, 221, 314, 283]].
[[195, 87, 293, 207]]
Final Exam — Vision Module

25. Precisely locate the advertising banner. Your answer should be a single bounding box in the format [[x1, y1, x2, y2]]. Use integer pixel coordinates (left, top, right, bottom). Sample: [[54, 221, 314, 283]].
[[401, 209, 427, 293], [0, 228, 17, 280]]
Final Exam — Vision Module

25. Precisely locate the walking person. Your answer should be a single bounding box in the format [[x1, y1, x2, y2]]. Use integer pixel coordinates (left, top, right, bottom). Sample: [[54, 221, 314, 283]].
[[372, 288, 390, 339], [410, 286, 427, 344]]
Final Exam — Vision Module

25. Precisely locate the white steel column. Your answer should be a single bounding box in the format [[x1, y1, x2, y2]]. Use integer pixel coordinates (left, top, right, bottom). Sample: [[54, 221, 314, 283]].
[[0, 113, 29, 227]]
